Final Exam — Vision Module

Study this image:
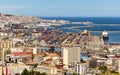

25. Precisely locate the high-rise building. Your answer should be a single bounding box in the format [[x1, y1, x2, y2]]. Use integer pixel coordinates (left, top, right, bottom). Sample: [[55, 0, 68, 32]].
[[62, 47, 81, 68]]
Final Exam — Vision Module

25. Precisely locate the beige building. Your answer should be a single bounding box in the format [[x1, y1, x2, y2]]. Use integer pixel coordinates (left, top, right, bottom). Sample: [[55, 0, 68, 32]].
[[0, 41, 14, 61], [35, 65, 51, 74], [62, 47, 81, 68], [0, 66, 2, 75], [3, 63, 30, 75], [113, 58, 120, 73], [35, 65, 58, 75], [118, 58, 120, 73]]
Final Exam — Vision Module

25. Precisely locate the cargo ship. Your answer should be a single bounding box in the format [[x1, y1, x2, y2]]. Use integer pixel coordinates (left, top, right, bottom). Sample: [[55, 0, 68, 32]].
[[102, 31, 108, 43]]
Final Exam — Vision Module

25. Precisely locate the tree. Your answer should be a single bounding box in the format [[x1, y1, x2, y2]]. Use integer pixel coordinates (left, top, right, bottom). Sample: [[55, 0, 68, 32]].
[[73, 72, 77, 75], [64, 72, 67, 75], [21, 69, 47, 75], [15, 73, 20, 75], [21, 69, 29, 75], [40, 72, 47, 75], [111, 70, 118, 73], [35, 71, 41, 75], [81, 58, 86, 63], [34, 64, 38, 68], [98, 66, 107, 73], [31, 53, 35, 61], [29, 70, 34, 75]]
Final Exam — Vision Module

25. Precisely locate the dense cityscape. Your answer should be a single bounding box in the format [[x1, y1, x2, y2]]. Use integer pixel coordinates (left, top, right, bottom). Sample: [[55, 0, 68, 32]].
[[0, 13, 120, 75]]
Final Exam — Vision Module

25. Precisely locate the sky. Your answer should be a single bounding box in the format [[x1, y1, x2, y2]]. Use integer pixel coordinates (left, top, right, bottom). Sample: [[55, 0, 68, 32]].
[[0, 0, 120, 17]]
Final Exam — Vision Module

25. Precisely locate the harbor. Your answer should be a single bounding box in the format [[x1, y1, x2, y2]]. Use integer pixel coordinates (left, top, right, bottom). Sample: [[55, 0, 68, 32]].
[[0, 14, 120, 75], [1, 0, 120, 75]]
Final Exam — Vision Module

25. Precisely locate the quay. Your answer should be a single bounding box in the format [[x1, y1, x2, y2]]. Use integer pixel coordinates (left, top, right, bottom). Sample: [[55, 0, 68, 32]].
[[63, 26, 93, 29], [90, 30, 120, 33]]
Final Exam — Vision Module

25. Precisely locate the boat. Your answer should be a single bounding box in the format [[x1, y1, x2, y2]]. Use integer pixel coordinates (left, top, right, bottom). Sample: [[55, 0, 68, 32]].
[[102, 31, 108, 42]]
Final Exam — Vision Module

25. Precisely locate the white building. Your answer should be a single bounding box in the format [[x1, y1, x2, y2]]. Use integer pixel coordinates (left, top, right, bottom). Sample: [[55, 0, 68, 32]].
[[62, 47, 81, 68], [50, 68, 57, 75], [33, 47, 42, 54], [75, 63, 87, 75], [3, 63, 30, 75], [118, 58, 120, 73]]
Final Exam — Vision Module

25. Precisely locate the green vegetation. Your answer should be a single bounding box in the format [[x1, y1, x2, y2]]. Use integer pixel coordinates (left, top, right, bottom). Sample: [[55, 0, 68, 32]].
[[98, 69, 120, 75], [40, 72, 47, 75], [111, 70, 118, 74], [21, 69, 29, 75], [34, 63, 38, 68], [73, 72, 77, 75], [31, 53, 35, 61], [98, 66, 107, 73], [29, 70, 35, 75], [100, 70, 120, 75], [21, 69, 47, 75], [80, 58, 86, 63]]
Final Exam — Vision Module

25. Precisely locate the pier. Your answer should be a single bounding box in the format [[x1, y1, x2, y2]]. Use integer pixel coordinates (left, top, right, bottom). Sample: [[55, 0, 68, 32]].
[[94, 24, 120, 26], [90, 31, 120, 33], [63, 26, 93, 29]]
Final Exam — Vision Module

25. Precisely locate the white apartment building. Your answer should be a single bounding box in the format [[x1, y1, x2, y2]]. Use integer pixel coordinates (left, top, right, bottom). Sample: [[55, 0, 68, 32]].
[[62, 47, 81, 68], [75, 63, 87, 75]]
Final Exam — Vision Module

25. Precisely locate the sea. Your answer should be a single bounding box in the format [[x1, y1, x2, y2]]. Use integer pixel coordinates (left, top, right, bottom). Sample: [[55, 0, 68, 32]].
[[40, 17, 120, 44]]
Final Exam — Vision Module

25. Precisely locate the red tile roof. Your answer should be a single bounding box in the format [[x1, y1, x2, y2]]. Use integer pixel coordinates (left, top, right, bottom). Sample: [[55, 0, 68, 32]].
[[12, 52, 32, 56]]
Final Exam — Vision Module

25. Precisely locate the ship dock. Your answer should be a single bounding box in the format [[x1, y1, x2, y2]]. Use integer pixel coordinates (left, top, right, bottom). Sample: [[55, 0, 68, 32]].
[[61, 30, 104, 50], [63, 26, 93, 29]]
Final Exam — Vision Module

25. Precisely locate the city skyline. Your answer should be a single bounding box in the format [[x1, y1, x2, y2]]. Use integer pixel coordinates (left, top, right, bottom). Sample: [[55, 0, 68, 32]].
[[0, 1, 120, 74], [0, 0, 120, 17]]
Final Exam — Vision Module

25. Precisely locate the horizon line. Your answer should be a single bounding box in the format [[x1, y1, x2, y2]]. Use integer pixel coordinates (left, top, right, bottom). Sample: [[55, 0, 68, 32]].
[[38, 16, 120, 18], [1, 13, 120, 18]]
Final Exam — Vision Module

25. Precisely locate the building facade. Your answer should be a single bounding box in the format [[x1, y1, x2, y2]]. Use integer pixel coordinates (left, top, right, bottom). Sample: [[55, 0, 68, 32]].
[[62, 47, 81, 68], [0, 41, 14, 61], [75, 63, 87, 75]]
